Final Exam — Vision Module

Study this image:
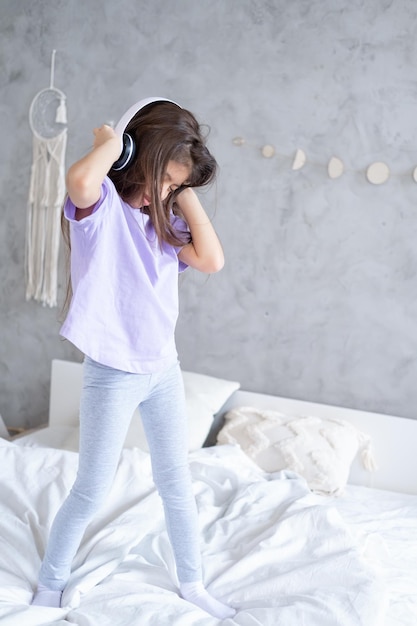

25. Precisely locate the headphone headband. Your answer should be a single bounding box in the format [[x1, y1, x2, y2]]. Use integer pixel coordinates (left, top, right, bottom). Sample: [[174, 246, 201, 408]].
[[112, 97, 181, 171]]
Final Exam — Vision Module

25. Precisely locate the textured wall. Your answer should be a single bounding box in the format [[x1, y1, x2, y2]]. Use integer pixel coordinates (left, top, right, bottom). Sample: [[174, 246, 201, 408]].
[[1, 0, 417, 428]]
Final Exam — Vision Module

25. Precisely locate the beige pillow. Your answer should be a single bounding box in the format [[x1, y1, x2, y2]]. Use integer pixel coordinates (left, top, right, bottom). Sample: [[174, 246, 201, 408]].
[[217, 406, 376, 495]]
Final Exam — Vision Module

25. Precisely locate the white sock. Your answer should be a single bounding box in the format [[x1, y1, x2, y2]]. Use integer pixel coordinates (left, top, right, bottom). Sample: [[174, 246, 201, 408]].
[[31, 584, 62, 608], [180, 581, 236, 619]]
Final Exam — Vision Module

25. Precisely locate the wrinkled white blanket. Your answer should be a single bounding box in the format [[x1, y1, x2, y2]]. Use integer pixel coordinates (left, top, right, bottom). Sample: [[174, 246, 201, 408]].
[[0, 441, 395, 625]]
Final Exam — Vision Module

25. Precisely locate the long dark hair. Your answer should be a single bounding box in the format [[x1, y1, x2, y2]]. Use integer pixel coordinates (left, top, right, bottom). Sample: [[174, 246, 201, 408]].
[[60, 101, 217, 317], [108, 101, 217, 246]]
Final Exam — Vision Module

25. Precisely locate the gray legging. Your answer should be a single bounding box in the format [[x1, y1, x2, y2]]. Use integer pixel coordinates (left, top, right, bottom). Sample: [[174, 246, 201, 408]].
[[38, 357, 203, 590]]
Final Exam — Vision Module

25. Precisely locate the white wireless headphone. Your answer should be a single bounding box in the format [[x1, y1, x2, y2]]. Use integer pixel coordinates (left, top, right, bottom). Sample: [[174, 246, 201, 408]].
[[111, 96, 181, 171]]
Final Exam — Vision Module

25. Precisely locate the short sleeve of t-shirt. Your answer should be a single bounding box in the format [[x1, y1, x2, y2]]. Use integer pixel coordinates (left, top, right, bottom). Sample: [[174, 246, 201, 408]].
[[171, 214, 190, 273], [63, 177, 113, 224]]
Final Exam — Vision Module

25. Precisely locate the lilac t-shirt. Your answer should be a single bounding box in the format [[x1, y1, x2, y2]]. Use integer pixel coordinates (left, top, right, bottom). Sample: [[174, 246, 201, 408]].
[[60, 176, 188, 373]]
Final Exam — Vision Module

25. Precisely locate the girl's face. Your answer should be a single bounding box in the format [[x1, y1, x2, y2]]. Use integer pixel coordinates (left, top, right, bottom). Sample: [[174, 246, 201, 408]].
[[140, 160, 191, 208]]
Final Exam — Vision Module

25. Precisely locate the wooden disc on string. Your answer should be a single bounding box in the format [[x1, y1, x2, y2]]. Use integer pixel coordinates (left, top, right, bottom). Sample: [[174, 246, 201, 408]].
[[261, 144, 275, 158], [328, 156, 344, 179], [366, 162, 390, 185], [292, 148, 306, 170]]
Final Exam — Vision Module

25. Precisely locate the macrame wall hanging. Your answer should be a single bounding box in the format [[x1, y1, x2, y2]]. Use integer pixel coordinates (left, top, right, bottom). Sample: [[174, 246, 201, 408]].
[[25, 50, 67, 308]]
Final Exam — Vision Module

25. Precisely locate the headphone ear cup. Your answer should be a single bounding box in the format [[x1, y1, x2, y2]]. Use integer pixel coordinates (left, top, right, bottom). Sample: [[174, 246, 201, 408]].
[[111, 133, 136, 171]]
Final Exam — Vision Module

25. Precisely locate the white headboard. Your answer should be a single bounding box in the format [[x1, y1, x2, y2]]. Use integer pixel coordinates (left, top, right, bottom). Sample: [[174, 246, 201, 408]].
[[49, 359, 84, 428]]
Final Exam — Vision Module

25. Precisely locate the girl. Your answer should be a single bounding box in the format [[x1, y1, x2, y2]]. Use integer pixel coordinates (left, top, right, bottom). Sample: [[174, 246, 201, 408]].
[[31, 98, 235, 620]]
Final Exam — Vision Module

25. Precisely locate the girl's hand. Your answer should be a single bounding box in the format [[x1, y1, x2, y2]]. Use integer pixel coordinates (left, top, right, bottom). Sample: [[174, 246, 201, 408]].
[[93, 124, 119, 151]]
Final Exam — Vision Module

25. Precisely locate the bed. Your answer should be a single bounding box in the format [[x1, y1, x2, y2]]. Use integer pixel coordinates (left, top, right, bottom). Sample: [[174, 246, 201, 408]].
[[1, 359, 416, 625]]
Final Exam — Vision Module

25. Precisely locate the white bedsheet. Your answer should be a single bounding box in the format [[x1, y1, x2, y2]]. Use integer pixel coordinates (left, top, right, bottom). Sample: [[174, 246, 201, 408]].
[[0, 440, 415, 625]]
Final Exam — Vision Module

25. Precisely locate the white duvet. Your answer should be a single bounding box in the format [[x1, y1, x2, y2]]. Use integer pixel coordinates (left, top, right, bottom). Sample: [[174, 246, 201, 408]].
[[0, 439, 414, 625]]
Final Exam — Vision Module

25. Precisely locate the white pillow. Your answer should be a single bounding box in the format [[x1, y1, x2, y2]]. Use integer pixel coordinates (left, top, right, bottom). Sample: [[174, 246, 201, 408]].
[[217, 406, 376, 495], [17, 370, 240, 454], [125, 370, 240, 452]]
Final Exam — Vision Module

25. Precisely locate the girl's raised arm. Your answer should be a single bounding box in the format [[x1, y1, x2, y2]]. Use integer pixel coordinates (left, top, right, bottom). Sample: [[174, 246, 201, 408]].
[[66, 125, 121, 210], [176, 188, 224, 274]]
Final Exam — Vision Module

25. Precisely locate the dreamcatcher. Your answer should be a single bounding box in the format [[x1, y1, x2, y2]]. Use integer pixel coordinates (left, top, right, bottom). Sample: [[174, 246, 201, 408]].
[[25, 50, 67, 308]]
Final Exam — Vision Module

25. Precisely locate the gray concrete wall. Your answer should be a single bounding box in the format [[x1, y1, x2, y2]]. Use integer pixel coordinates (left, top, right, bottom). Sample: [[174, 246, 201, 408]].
[[1, 0, 417, 428]]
